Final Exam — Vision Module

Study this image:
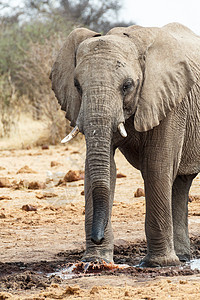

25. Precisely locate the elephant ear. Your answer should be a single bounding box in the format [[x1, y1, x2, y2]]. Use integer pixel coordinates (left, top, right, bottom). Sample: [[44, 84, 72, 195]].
[[134, 29, 195, 132], [50, 28, 101, 126]]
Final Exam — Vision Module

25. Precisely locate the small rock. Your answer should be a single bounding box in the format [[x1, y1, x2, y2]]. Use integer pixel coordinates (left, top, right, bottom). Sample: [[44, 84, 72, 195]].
[[116, 173, 126, 178], [46, 171, 53, 184], [0, 166, 6, 170], [55, 179, 65, 186], [35, 192, 44, 199], [50, 161, 61, 167], [17, 165, 37, 174], [134, 188, 145, 197], [12, 179, 29, 189], [0, 177, 11, 188], [189, 195, 200, 202], [124, 291, 130, 297], [44, 192, 58, 198], [0, 196, 12, 200], [21, 204, 37, 212], [53, 172, 66, 185], [20, 179, 29, 188], [35, 192, 58, 199], [189, 196, 193, 202], [179, 280, 187, 284], [81, 190, 85, 196], [41, 145, 49, 150], [70, 151, 80, 154], [64, 170, 84, 182], [0, 212, 6, 218], [167, 279, 172, 283], [28, 181, 46, 190], [192, 212, 200, 216]]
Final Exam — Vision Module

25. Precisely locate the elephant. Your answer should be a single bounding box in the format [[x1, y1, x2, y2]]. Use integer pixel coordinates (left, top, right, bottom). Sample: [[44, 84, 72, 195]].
[[50, 22, 200, 267]]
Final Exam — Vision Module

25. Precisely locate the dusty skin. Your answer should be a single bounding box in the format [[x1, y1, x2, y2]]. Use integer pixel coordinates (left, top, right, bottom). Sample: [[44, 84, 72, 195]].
[[0, 138, 199, 299]]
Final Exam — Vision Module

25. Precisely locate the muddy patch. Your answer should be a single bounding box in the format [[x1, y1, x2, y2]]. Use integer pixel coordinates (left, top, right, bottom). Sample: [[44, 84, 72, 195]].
[[0, 238, 200, 292]]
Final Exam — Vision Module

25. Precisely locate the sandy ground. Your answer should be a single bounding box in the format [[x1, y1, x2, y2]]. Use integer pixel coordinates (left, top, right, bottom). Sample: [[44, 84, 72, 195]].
[[0, 139, 199, 299]]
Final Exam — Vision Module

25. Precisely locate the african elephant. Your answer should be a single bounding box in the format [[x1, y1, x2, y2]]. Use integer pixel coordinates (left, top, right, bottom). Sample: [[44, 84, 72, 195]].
[[50, 23, 200, 267]]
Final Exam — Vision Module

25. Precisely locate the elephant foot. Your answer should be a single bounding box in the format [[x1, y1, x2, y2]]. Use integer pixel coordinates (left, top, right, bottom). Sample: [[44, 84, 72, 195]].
[[81, 255, 110, 264], [139, 252, 180, 268], [82, 249, 113, 264]]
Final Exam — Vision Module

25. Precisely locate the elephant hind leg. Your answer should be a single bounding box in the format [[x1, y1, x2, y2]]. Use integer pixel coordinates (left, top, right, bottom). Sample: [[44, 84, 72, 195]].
[[172, 174, 197, 262]]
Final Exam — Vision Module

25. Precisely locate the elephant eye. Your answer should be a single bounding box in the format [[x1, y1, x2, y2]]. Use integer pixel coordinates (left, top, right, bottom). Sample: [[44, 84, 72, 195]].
[[74, 79, 82, 96], [122, 79, 134, 96]]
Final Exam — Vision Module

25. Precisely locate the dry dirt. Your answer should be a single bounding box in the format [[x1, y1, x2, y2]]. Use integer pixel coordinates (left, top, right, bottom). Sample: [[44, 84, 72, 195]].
[[0, 139, 199, 299]]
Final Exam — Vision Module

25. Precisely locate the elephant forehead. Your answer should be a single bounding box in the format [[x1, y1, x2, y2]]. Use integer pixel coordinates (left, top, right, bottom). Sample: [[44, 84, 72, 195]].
[[77, 35, 137, 60]]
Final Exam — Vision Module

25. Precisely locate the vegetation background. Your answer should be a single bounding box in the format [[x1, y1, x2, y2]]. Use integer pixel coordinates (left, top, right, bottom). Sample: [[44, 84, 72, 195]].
[[0, 0, 133, 147]]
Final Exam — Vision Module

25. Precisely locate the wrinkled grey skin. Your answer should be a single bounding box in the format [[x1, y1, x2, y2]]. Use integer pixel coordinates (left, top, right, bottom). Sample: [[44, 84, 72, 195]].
[[50, 23, 200, 267]]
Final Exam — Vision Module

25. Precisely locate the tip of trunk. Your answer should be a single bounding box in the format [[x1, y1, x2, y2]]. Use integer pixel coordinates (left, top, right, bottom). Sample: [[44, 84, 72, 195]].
[[91, 230, 105, 245], [91, 186, 109, 246]]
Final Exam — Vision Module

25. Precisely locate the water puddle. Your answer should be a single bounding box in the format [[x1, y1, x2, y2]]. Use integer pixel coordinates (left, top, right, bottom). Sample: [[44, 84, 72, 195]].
[[48, 259, 200, 280], [48, 261, 130, 279], [188, 259, 200, 270], [189, 219, 200, 224], [49, 264, 80, 280]]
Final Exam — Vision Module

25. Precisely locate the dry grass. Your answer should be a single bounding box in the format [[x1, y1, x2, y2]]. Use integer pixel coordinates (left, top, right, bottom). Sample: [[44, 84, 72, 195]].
[[16, 34, 69, 145], [0, 33, 72, 146]]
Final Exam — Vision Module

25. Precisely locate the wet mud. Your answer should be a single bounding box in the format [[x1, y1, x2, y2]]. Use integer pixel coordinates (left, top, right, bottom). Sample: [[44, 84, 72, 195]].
[[0, 238, 200, 292]]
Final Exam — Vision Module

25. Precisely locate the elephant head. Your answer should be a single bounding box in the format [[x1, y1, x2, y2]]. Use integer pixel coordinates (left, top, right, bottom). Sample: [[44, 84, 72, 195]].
[[50, 24, 196, 245]]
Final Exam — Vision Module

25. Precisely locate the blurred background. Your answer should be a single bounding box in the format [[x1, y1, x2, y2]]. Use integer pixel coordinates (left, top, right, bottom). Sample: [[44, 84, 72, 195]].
[[0, 0, 199, 149]]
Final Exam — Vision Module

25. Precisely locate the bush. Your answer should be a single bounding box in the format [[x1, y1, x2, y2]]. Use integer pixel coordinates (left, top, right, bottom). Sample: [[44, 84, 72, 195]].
[[0, 19, 73, 141], [0, 73, 18, 137], [17, 32, 72, 144]]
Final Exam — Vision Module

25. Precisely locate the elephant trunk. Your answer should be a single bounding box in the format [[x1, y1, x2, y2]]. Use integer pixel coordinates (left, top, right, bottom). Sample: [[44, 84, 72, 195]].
[[84, 121, 112, 245], [81, 90, 113, 245], [91, 185, 110, 245]]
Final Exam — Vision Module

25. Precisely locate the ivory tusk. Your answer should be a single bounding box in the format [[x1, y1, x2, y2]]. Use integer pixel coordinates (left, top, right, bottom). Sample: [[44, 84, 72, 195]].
[[61, 125, 80, 143], [118, 123, 127, 138]]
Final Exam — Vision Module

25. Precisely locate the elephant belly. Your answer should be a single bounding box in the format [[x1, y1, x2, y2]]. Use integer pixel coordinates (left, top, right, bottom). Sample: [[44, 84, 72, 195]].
[[178, 140, 200, 175], [118, 143, 141, 171], [178, 155, 200, 176]]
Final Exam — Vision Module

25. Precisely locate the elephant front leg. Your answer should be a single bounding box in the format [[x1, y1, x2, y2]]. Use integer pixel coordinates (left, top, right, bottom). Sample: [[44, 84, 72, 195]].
[[140, 173, 180, 267], [82, 155, 116, 263], [172, 174, 197, 262]]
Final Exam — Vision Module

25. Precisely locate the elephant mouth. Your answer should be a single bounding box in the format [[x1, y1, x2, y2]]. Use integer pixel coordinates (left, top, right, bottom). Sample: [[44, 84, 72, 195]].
[[61, 123, 127, 144]]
